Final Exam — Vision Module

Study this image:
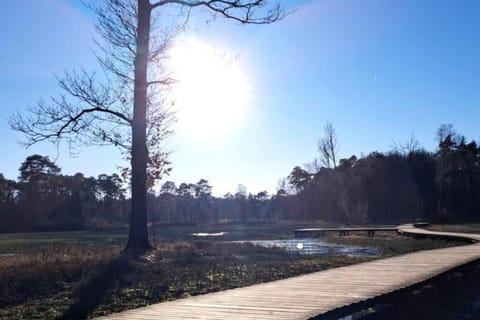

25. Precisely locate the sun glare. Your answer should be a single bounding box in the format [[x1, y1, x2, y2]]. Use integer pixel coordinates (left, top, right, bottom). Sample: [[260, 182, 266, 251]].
[[168, 37, 251, 142]]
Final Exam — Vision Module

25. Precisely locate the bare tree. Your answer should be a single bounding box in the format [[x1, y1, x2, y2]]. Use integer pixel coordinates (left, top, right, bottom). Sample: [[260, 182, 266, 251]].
[[391, 133, 422, 156], [318, 121, 339, 169], [304, 158, 321, 174], [10, 0, 284, 250], [436, 123, 462, 147]]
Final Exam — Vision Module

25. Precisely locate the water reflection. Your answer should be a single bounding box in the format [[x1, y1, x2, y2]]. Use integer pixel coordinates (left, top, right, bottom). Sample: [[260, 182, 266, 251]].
[[248, 238, 380, 256], [191, 232, 227, 237]]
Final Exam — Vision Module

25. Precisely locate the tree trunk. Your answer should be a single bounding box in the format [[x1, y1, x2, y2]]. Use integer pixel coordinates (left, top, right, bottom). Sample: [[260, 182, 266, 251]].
[[126, 0, 151, 250]]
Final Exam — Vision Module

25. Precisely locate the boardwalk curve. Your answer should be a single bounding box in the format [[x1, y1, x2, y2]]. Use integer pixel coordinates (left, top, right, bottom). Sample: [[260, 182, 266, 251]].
[[97, 225, 480, 320]]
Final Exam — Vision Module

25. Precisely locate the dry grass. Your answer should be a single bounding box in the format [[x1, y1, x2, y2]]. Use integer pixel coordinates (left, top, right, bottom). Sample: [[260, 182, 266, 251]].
[[0, 242, 372, 319], [0, 228, 465, 319], [427, 224, 480, 234], [325, 231, 465, 256]]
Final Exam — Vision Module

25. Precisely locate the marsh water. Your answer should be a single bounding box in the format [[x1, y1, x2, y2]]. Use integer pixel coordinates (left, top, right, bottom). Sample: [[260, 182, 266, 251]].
[[246, 238, 380, 256], [190, 230, 381, 256]]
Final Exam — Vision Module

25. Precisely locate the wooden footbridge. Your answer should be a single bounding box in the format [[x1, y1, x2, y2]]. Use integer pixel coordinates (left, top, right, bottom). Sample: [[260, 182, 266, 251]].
[[293, 227, 398, 237], [98, 225, 480, 319]]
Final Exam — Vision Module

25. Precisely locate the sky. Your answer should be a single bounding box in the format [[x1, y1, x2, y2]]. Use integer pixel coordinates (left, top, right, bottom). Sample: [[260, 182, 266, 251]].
[[1, 0, 480, 196]]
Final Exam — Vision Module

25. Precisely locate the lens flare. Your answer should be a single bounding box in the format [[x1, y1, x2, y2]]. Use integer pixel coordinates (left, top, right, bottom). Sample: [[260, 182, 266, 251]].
[[168, 37, 251, 142]]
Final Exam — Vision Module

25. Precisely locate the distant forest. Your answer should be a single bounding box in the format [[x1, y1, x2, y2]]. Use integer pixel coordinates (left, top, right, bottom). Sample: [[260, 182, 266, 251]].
[[1, 124, 479, 232]]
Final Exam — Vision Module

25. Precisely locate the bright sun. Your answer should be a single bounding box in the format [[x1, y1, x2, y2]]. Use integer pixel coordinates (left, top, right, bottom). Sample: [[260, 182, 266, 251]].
[[168, 37, 251, 142]]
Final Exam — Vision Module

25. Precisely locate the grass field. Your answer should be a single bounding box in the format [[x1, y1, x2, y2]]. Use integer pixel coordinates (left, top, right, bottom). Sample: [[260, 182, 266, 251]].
[[0, 223, 466, 319], [0, 223, 322, 255]]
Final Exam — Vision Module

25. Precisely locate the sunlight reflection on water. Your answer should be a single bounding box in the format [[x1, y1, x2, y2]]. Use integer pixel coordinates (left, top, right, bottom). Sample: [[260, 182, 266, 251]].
[[191, 232, 227, 237], [248, 239, 380, 256]]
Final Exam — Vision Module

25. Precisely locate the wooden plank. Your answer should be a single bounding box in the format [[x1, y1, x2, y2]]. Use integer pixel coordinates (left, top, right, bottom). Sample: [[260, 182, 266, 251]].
[[96, 225, 480, 320]]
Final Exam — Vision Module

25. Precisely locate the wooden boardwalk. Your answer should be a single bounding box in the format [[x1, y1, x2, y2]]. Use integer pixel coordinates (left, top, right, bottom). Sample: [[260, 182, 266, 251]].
[[294, 227, 398, 237], [97, 225, 480, 320]]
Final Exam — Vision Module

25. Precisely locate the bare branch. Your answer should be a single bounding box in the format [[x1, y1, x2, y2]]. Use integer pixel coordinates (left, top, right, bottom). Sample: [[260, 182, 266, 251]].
[[391, 133, 422, 156], [318, 122, 339, 169], [147, 77, 176, 87], [57, 72, 132, 124], [150, 0, 285, 24]]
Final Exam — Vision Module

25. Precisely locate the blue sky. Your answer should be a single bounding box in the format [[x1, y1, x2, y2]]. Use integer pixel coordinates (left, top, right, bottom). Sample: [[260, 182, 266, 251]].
[[1, 0, 480, 195]]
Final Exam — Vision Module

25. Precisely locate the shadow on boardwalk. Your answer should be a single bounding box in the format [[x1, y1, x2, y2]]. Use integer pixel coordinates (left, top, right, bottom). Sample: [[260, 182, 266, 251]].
[[60, 251, 142, 320], [323, 260, 480, 320]]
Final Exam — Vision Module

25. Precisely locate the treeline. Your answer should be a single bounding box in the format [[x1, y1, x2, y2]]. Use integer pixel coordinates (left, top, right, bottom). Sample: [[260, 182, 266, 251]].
[[149, 125, 480, 225], [0, 155, 281, 232], [2, 125, 480, 232], [148, 181, 280, 224], [0, 155, 128, 232], [283, 124, 480, 224], [0, 155, 281, 231]]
